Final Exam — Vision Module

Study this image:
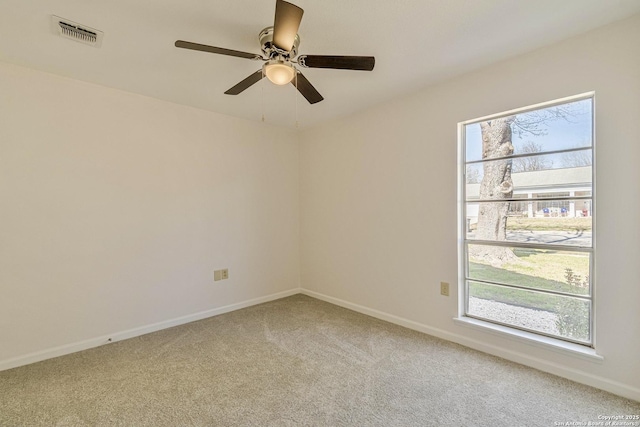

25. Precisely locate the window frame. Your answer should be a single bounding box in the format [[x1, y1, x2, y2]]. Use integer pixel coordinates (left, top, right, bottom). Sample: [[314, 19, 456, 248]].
[[458, 92, 596, 348]]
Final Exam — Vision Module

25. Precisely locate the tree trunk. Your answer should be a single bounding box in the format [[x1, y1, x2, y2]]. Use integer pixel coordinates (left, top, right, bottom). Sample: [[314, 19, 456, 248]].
[[470, 117, 519, 266]]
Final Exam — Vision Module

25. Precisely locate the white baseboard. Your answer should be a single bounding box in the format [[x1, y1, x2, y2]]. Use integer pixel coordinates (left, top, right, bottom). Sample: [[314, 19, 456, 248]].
[[0, 288, 300, 372], [4, 287, 638, 402], [300, 289, 640, 402]]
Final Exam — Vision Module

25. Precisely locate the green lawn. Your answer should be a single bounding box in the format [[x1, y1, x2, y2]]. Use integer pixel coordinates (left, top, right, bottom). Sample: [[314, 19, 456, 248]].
[[469, 248, 590, 312], [503, 248, 589, 285], [469, 263, 579, 312], [469, 281, 555, 311]]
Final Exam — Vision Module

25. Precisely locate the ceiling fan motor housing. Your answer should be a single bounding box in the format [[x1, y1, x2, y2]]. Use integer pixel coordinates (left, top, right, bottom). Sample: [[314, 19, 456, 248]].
[[259, 26, 300, 59]]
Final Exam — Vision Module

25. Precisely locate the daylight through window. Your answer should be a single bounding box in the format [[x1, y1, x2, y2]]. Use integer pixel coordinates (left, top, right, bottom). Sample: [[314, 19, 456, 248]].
[[461, 94, 594, 345]]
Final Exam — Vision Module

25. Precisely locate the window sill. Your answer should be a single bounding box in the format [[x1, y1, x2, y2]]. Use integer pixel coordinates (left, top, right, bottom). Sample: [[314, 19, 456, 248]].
[[453, 316, 604, 363]]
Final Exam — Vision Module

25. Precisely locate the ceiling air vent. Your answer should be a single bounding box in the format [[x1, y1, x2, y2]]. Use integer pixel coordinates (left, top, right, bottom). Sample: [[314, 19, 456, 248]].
[[51, 16, 103, 48]]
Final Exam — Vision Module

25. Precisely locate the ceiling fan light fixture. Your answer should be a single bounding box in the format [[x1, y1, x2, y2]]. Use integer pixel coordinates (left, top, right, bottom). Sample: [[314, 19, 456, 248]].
[[264, 60, 295, 85]]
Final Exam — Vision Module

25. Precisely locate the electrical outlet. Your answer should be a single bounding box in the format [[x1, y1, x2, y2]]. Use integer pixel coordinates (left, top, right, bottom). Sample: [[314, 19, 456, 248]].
[[214, 269, 229, 282], [440, 282, 450, 296]]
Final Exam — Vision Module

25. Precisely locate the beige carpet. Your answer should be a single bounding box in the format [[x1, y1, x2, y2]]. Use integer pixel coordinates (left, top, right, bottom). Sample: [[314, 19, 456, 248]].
[[1, 294, 638, 426]]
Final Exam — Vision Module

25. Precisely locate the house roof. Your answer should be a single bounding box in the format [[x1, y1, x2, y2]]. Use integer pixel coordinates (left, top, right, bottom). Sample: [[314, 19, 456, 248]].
[[466, 166, 591, 198], [512, 166, 591, 191]]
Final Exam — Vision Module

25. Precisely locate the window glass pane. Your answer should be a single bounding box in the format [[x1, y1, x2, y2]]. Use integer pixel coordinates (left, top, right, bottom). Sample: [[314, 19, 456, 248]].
[[467, 244, 590, 295], [467, 149, 592, 182], [465, 202, 592, 247], [466, 150, 592, 199], [468, 281, 590, 342], [465, 98, 593, 162], [511, 150, 593, 173]]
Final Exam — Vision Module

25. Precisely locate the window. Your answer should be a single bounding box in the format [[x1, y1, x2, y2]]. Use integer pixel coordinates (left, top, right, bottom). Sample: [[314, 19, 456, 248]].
[[460, 94, 594, 346]]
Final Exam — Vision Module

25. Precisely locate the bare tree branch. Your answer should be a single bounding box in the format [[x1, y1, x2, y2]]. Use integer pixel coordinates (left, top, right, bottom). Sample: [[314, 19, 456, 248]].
[[512, 104, 581, 138], [512, 141, 553, 172]]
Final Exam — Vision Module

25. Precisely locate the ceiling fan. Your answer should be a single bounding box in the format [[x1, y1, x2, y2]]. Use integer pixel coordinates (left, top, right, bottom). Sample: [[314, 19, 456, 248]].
[[175, 0, 375, 104]]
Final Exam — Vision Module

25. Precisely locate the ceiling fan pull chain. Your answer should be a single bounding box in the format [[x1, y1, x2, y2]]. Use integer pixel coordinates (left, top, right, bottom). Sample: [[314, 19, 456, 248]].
[[295, 71, 299, 129], [261, 68, 265, 122]]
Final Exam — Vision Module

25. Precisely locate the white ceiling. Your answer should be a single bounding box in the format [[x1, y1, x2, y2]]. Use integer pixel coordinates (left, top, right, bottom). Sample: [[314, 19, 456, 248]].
[[1, 0, 640, 129]]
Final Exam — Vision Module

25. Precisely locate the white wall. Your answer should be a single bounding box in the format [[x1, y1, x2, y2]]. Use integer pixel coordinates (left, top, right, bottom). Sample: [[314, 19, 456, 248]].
[[0, 62, 300, 364], [299, 14, 640, 400]]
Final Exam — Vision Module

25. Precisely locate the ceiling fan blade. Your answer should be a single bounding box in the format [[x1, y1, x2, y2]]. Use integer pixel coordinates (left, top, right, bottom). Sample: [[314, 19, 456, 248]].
[[292, 71, 324, 104], [175, 40, 262, 60], [272, 0, 304, 52], [298, 55, 375, 71], [224, 70, 265, 95]]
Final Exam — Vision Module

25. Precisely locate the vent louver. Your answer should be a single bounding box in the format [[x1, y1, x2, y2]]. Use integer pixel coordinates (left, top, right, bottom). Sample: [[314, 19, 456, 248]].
[[51, 16, 103, 47]]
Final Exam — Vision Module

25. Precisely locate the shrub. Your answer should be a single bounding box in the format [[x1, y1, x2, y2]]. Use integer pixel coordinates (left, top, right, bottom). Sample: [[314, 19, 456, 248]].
[[555, 268, 589, 341]]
